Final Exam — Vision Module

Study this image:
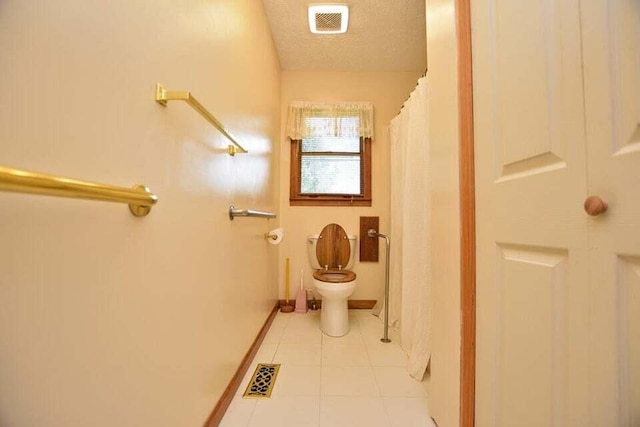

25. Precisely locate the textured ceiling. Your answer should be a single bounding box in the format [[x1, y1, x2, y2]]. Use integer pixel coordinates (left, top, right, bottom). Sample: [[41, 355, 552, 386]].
[[262, 0, 427, 71]]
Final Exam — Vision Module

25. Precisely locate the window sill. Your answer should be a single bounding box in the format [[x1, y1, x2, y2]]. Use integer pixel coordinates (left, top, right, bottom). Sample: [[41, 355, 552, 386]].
[[290, 197, 372, 207]]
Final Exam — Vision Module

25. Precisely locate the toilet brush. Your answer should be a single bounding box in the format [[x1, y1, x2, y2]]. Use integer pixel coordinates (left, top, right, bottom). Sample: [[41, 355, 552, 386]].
[[294, 269, 308, 313]]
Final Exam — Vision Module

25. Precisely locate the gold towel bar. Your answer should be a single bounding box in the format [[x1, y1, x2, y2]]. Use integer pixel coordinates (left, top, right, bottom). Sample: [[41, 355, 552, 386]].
[[155, 83, 248, 156], [0, 165, 158, 217]]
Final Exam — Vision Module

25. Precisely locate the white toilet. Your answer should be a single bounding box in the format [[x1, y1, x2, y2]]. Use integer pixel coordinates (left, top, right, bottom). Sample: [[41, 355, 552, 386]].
[[307, 223, 358, 337]]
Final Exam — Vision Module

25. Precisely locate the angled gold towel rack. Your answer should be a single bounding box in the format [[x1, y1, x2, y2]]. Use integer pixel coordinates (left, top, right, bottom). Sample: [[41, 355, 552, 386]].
[[155, 83, 248, 156], [0, 165, 158, 217]]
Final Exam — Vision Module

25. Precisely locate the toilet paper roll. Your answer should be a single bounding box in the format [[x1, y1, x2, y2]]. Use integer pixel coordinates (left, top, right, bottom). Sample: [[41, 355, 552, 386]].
[[265, 227, 284, 245]]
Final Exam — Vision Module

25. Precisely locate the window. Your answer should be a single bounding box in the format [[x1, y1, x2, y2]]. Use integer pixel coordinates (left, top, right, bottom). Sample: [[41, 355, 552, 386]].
[[287, 102, 373, 206]]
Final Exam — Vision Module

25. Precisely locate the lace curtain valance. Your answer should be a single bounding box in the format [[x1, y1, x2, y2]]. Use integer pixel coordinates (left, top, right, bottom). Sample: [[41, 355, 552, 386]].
[[286, 101, 374, 140]]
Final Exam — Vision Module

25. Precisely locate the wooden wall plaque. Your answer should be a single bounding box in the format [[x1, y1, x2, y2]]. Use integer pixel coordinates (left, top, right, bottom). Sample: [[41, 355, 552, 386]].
[[359, 216, 379, 262]]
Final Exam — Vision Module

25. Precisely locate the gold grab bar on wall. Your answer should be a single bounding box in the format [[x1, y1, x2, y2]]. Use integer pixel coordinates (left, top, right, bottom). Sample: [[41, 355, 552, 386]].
[[155, 83, 248, 156], [0, 165, 158, 217]]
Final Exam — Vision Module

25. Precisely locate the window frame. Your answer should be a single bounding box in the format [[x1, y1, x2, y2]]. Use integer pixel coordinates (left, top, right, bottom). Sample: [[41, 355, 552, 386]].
[[289, 137, 372, 206]]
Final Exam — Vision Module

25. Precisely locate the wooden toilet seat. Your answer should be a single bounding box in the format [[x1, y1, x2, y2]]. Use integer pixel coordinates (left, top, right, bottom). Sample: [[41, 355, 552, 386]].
[[313, 269, 357, 283], [314, 223, 356, 283]]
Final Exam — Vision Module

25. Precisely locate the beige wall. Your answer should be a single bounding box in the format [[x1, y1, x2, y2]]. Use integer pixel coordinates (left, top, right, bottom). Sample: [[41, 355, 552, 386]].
[[425, 0, 462, 426], [278, 71, 421, 301], [0, 1, 280, 426]]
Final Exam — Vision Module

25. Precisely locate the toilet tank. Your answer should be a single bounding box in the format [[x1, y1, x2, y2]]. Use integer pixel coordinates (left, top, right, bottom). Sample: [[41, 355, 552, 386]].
[[307, 234, 358, 270]]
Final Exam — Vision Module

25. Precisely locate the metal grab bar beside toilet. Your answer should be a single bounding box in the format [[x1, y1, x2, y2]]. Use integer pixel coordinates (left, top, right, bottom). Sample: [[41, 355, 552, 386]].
[[368, 229, 391, 343]]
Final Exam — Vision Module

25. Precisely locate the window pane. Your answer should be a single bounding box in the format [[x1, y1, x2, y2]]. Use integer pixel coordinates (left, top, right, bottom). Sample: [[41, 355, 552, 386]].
[[301, 136, 360, 153], [301, 155, 361, 194]]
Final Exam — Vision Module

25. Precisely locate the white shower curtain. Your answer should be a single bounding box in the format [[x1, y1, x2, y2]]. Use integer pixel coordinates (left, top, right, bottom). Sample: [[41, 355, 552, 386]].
[[387, 76, 431, 380]]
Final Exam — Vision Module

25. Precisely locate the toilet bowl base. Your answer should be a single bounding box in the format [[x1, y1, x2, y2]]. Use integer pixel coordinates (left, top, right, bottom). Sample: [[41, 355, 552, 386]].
[[320, 297, 350, 337]]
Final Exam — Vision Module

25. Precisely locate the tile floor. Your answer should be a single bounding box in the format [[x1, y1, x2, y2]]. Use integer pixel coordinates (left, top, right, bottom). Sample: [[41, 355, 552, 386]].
[[219, 309, 434, 427]]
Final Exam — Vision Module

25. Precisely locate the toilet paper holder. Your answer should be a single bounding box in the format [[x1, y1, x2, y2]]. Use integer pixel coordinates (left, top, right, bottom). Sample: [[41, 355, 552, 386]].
[[264, 227, 284, 245]]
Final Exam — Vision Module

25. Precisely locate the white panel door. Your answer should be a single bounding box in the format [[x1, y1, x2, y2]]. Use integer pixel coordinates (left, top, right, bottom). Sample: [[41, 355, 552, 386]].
[[474, 0, 640, 425], [581, 0, 640, 425], [472, 0, 590, 425]]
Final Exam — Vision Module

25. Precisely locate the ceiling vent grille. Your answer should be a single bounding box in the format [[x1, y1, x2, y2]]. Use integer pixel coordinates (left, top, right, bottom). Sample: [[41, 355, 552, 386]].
[[308, 5, 349, 34], [315, 13, 342, 31]]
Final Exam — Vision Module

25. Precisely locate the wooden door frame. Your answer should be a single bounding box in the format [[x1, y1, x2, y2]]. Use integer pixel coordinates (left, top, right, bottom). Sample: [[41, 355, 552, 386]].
[[457, 0, 476, 426]]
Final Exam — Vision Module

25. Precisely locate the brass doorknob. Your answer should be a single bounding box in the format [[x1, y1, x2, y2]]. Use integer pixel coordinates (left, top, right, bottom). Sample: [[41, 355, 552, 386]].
[[584, 196, 608, 216]]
